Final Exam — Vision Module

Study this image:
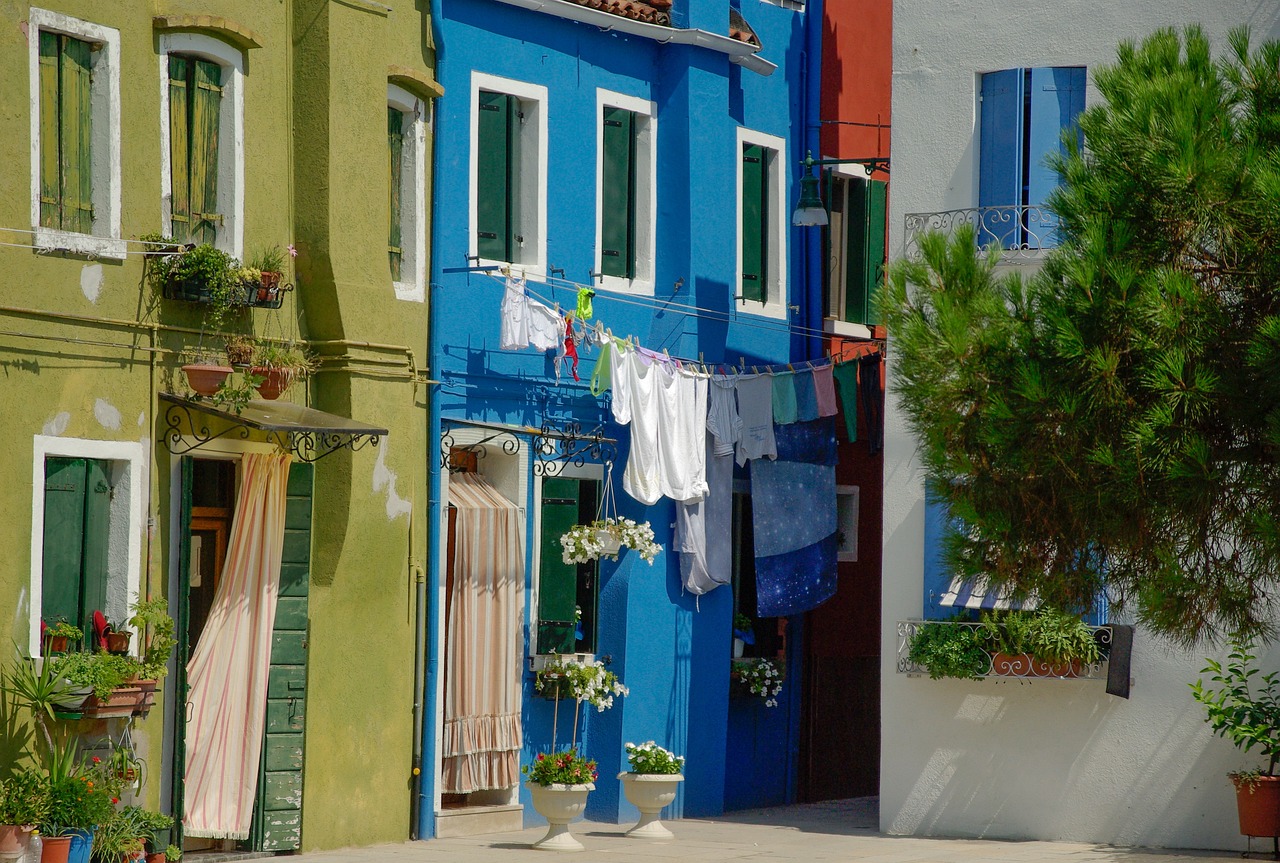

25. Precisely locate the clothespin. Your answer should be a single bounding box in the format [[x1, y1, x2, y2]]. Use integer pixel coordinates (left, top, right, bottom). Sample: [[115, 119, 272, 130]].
[[500, 264, 511, 277], [752, 365, 759, 375], [787, 363, 795, 372]]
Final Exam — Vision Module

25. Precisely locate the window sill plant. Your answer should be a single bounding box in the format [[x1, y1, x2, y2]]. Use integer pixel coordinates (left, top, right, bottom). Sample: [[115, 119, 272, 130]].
[[617, 742, 685, 839], [251, 343, 314, 400], [730, 658, 784, 707], [560, 517, 661, 565]]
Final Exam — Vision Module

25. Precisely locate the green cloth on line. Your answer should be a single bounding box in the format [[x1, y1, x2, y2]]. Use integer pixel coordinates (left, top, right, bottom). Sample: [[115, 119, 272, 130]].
[[591, 338, 614, 397], [771, 372, 798, 425], [832, 361, 858, 442]]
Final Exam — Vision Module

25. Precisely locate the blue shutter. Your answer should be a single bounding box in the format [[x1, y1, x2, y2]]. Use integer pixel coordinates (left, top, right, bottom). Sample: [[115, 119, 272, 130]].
[[978, 69, 1025, 251], [921, 484, 956, 620], [1027, 66, 1085, 248]]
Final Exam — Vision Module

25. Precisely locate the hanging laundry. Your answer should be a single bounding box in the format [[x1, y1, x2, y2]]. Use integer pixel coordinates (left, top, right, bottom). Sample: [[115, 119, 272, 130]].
[[771, 371, 798, 425], [676, 431, 733, 596], [590, 334, 614, 397], [832, 360, 859, 442], [793, 368, 819, 422], [813, 364, 838, 418], [612, 349, 708, 505], [749, 418, 839, 617], [577, 287, 595, 322], [562, 322, 580, 382], [706, 375, 742, 457], [526, 299, 564, 352], [734, 374, 777, 466], [499, 276, 530, 351], [860, 353, 884, 455]]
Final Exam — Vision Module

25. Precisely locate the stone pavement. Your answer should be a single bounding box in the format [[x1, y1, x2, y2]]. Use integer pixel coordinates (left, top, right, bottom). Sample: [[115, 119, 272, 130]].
[[288, 799, 1246, 863]]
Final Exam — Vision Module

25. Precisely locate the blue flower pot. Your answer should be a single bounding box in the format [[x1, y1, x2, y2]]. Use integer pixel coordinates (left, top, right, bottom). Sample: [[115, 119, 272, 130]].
[[66, 828, 93, 863]]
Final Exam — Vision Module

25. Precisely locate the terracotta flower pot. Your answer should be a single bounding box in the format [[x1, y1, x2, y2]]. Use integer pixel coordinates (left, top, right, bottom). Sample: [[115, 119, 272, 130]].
[[145, 853, 166, 863], [80, 685, 146, 719], [1234, 774, 1280, 837], [0, 824, 32, 856], [45, 636, 68, 654], [252, 366, 292, 400], [525, 781, 594, 851], [182, 364, 232, 397], [991, 652, 1034, 676], [40, 835, 72, 863], [104, 631, 131, 654], [618, 772, 683, 839]]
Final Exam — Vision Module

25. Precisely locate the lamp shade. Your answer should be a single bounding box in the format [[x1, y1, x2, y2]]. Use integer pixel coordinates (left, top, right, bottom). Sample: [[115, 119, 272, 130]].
[[792, 171, 828, 227]]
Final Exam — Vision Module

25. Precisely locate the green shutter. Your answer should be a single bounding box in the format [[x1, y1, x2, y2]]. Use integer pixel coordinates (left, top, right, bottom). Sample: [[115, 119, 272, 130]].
[[41, 458, 88, 633], [600, 107, 636, 279], [172, 457, 194, 849], [844, 175, 869, 323], [79, 459, 112, 636], [741, 144, 768, 303], [476, 91, 513, 262], [538, 478, 580, 655], [38, 32, 61, 229], [388, 107, 404, 281], [250, 462, 312, 851], [169, 56, 192, 240], [190, 59, 222, 246], [60, 36, 92, 235], [864, 179, 888, 326]]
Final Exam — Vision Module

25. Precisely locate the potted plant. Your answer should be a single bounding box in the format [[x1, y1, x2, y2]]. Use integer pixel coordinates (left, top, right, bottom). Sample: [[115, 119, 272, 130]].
[[101, 619, 131, 656], [0, 769, 47, 857], [161, 844, 182, 863], [730, 658, 784, 707], [47, 652, 149, 719], [978, 609, 1035, 676], [223, 335, 255, 367], [152, 244, 243, 329], [732, 613, 754, 659], [617, 742, 684, 839], [559, 517, 662, 565], [251, 343, 314, 400], [94, 807, 171, 863], [249, 246, 288, 302], [211, 369, 264, 416], [130, 598, 177, 685], [179, 348, 233, 398], [1190, 638, 1280, 839], [4, 652, 84, 741], [39, 743, 119, 863], [1026, 606, 1102, 678], [525, 657, 628, 851], [906, 618, 989, 680], [43, 622, 82, 655], [108, 746, 145, 792]]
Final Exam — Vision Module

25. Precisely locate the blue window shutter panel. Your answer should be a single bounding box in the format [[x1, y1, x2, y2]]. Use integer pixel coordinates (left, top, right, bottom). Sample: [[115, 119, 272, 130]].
[[921, 483, 955, 620], [1027, 66, 1085, 247], [978, 69, 1024, 210]]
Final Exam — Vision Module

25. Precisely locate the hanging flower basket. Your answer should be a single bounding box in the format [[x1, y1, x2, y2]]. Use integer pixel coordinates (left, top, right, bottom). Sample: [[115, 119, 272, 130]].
[[558, 464, 661, 564]]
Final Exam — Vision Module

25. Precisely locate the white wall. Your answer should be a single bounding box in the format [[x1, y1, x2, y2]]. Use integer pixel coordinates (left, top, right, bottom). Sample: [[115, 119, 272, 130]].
[[884, 1, 1280, 850]]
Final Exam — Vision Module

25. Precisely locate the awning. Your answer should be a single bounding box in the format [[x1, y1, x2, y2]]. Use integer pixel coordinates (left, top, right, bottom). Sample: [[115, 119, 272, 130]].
[[159, 392, 388, 462], [938, 575, 1038, 611]]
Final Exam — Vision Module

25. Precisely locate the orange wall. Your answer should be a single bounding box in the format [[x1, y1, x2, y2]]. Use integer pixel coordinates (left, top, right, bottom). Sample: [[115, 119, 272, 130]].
[[821, 0, 892, 160]]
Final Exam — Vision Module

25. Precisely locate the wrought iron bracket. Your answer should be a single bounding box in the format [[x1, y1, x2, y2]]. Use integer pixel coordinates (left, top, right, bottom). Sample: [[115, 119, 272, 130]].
[[441, 419, 617, 477]]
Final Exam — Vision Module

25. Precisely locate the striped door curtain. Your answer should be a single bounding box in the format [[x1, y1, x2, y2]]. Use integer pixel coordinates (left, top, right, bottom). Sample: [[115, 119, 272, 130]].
[[443, 473, 525, 793]]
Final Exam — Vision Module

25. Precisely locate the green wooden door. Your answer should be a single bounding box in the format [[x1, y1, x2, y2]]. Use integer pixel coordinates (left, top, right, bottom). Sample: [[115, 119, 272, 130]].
[[249, 462, 312, 851]]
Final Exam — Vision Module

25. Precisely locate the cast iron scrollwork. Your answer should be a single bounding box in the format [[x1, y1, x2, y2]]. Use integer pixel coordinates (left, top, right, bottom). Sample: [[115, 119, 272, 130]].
[[162, 399, 252, 455]]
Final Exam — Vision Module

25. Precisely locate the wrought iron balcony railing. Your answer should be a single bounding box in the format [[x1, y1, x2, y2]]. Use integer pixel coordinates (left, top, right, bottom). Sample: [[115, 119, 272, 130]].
[[896, 619, 1111, 680], [904, 205, 1060, 264]]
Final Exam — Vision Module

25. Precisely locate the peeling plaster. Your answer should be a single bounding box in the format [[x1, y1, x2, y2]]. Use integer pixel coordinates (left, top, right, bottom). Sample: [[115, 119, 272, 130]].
[[94, 398, 122, 430], [137, 412, 146, 427], [372, 444, 412, 521], [80, 263, 104, 302], [43, 412, 70, 436]]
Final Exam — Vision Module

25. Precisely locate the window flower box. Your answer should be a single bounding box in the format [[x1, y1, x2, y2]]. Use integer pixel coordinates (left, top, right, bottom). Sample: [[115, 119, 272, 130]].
[[897, 618, 1110, 680]]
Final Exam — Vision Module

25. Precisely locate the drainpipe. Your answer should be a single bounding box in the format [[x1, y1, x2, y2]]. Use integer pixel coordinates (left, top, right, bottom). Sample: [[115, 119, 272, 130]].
[[802, 0, 824, 362], [417, 0, 446, 840]]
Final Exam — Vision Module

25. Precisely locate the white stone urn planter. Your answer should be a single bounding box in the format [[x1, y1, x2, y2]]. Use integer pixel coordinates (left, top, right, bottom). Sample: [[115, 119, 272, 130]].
[[618, 772, 684, 839], [525, 781, 595, 851]]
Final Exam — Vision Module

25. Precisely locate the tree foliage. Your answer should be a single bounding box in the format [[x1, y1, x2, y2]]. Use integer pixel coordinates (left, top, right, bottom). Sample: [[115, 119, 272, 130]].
[[883, 27, 1280, 646]]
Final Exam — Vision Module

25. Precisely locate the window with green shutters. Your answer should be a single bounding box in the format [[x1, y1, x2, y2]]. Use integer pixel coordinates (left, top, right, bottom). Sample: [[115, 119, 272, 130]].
[[826, 174, 888, 326], [537, 478, 600, 655], [477, 90, 518, 263], [168, 55, 223, 245], [40, 457, 113, 639], [388, 107, 405, 281], [600, 107, 637, 279], [38, 32, 93, 234], [741, 143, 770, 304]]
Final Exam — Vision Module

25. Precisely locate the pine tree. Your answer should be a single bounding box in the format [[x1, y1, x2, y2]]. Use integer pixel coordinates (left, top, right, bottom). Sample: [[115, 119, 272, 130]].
[[884, 27, 1280, 646]]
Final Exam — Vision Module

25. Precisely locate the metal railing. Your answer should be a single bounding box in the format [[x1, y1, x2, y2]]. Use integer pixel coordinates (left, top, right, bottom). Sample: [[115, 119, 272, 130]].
[[896, 619, 1111, 680], [904, 205, 1060, 264]]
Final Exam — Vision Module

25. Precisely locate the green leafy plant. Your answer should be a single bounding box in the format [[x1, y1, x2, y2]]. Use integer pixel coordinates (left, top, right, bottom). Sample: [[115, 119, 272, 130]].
[[39, 745, 119, 837], [43, 623, 82, 643], [731, 658, 784, 706], [979, 609, 1035, 656], [48, 651, 138, 701], [94, 805, 172, 861], [907, 619, 988, 681], [109, 745, 146, 792], [733, 613, 754, 637], [250, 245, 287, 275], [534, 656, 627, 755], [224, 335, 256, 367], [6, 652, 71, 741], [559, 518, 661, 565], [1190, 638, 1280, 785], [130, 599, 176, 682], [522, 749, 597, 787], [211, 369, 265, 415], [165, 844, 182, 862], [1027, 607, 1101, 666], [0, 768, 48, 827], [624, 741, 684, 775]]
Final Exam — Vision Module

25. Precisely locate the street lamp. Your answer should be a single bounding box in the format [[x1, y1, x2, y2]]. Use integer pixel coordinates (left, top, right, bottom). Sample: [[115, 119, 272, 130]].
[[790, 150, 891, 227]]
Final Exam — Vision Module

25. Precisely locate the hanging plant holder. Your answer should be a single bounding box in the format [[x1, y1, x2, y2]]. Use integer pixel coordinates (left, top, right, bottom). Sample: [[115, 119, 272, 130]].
[[558, 463, 662, 564]]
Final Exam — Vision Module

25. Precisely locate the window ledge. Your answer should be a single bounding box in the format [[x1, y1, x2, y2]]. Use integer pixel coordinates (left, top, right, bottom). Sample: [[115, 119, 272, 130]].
[[393, 280, 425, 304], [33, 228, 126, 261], [152, 15, 263, 50], [824, 318, 872, 339], [596, 275, 654, 298], [735, 297, 789, 321], [896, 619, 1111, 680], [529, 652, 595, 671], [389, 65, 445, 100]]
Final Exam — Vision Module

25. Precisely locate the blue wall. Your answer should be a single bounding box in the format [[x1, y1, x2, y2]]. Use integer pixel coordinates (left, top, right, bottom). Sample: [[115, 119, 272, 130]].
[[429, 0, 816, 829]]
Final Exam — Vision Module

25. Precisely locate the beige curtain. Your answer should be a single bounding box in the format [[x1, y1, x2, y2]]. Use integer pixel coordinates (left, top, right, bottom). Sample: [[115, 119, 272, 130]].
[[443, 473, 525, 793], [183, 452, 293, 839]]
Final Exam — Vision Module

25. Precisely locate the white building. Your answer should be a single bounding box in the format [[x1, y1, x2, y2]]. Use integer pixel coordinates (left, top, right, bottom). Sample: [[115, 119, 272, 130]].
[[883, 1, 1280, 850]]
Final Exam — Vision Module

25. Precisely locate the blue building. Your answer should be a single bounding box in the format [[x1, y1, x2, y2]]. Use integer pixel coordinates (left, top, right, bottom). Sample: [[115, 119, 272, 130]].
[[421, 0, 827, 838]]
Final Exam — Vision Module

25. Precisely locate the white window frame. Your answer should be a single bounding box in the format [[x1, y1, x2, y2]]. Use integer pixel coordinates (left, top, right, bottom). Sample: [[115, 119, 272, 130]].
[[388, 83, 428, 303], [27, 8, 124, 260], [158, 32, 246, 259], [735, 127, 788, 320], [468, 72, 548, 277], [824, 162, 876, 339], [28, 436, 146, 657], [594, 89, 657, 297], [529, 462, 603, 662]]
